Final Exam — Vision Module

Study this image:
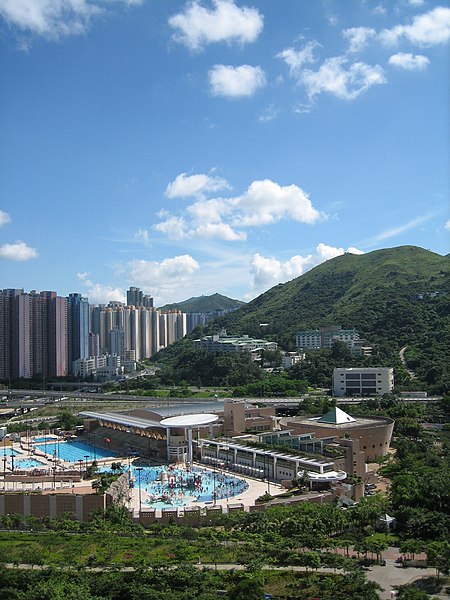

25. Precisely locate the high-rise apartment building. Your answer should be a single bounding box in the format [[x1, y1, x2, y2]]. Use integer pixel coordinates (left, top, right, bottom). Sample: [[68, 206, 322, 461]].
[[67, 293, 89, 375], [1, 286, 188, 380], [0, 289, 68, 379], [127, 286, 153, 308]]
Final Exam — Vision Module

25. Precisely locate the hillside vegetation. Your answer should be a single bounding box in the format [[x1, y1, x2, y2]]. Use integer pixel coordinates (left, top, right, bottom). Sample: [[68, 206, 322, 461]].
[[156, 246, 449, 393], [158, 293, 245, 313]]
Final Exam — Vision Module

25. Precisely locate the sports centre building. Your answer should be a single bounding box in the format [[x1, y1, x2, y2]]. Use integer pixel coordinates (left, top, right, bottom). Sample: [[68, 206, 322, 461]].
[[80, 402, 390, 486]]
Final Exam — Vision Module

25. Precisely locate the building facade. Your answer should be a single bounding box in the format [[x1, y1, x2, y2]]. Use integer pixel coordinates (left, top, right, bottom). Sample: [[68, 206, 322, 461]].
[[67, 293, 89, 375], [296, 325, 371, 355], [194, 329, 278, 354], [0, 289, 68, 379], [333, 367, 394, 397]]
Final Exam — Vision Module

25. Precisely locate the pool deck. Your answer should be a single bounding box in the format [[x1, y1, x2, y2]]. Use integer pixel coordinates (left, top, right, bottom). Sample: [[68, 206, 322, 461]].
[[1, 441, 286, 511], [127, 464, 284, 514]]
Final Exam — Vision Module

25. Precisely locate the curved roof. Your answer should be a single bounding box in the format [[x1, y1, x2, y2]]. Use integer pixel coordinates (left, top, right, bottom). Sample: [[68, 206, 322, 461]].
[[300, 469, 347, 482], [160, 413, 219, 428]]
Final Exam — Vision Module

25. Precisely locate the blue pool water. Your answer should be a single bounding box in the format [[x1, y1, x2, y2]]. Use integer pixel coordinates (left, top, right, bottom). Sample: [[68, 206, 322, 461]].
[[13, 458, 46, 469], [1, 448, 23, 457], [132, 465, 248, 509], [32, 436, 56, 443], [35, 440, 118, 463]]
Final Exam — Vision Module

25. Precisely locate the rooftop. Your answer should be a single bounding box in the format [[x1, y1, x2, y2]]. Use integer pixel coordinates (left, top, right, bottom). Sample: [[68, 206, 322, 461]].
[[314, 407, 356, 424]]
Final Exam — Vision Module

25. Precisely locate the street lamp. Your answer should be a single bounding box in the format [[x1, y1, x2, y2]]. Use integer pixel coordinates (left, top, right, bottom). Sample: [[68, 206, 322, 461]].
[[84, 454, 89, 472], [265, 450, 271, 494], [213, 458, 217, 506], [11, 453, 15, 473], [78, 459, 83, 478], [136, 467, 143, 514], [93, 432, 97, 462]]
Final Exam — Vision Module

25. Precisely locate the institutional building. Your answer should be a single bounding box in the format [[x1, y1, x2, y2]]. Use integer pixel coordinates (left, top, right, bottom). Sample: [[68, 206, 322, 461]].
[[80, 402, 390, 484], [281, 406, 394, 461], [296, 325, 372, 356], [332, 367, 394, 397], [194, 329, 278, 354]]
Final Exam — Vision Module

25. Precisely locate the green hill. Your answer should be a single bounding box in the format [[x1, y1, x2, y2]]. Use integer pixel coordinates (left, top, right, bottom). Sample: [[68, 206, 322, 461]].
[[158, 293, 245, 313], [206, 246, 450, 392]]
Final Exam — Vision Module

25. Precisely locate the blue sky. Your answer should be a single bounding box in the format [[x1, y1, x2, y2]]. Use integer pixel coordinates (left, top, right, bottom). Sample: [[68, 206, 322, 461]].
[[0, 0, 449, 306]]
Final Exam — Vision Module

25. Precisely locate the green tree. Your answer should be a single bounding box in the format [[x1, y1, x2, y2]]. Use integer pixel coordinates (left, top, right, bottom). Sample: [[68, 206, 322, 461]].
[[426, 540, 450, 582]]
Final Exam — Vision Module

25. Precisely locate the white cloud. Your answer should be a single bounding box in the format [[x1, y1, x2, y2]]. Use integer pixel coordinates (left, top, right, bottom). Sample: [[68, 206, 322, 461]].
[[444, 219, 450, 230], [208, 64, 266, 98], [165, 172, 230, 199], [134, 228, 150, 245], [0, 210, 11, 226], [0, 0, 141, 40], [153, 215, 187, 240], [276, 41, 319, 75], [191, 222, 246, 241], [379, 6, 450, 46], [342, 27, 376, 53], [301, 57, 386, 100], [0, 240, 37, 261], [316, 242, 345, 260], [370, 213, 434, 242], [388, 52, 430, 70], [176, 198, 246, 241], [249, 252, 314, 289], [249, 244, 364, 293], [86, 283, 125, 305], [258, 104, 278, 123], [155, 176, 324, 242], [168, 0, 263, 52], [76, 272, 126, 304], [347, 246, 365, 255], [316, 243, 364, 259], [128, 255, 200, 303], [187, 197, 232, 223], [373, 5, 386, 17], [232, 179, 323, 227]]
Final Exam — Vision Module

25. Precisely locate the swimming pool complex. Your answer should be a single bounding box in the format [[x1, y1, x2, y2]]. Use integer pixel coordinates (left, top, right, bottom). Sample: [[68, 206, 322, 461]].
[[1, 448, 23, 457], [130, 464, 248, 509], [13, 458, 46, 469], [35, 440, 118, 463]]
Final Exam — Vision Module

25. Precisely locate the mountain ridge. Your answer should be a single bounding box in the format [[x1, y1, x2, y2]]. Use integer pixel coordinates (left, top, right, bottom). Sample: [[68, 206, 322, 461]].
[[199, 245, 449, 391], [158, 292, 245, 313]]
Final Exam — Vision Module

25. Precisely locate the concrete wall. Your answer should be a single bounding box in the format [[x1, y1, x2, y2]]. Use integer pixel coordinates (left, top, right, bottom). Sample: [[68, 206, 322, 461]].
[[283, 417, 394, 461], [0, 492, 109, 521]]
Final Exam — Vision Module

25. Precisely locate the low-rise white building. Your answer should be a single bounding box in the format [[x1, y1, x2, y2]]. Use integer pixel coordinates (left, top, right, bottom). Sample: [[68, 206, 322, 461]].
[[333, 367, 394, 397], [194, 329, 278, 354]]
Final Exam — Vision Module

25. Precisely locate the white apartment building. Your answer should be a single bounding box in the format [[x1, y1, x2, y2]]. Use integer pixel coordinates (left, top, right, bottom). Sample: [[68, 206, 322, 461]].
[[333, 367, 394, 397], [297, 326, 371, 355]]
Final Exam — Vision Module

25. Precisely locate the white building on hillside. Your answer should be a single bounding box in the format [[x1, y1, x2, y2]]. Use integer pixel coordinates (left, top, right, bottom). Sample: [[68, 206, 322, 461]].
[[333, 367, 394, 397]]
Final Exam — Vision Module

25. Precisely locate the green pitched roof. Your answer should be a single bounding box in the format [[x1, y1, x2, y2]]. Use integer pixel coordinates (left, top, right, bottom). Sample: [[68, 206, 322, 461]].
[[317, 407, 356, 424]]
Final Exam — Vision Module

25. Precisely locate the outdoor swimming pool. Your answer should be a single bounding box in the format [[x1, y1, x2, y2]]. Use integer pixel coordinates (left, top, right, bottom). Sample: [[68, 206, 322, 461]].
[[13, 458, 46, 469], [1, 448, 23, 457], [35, 440, 118, 463], [32, 436, 57, 443], [131, 464, 248, 508]]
